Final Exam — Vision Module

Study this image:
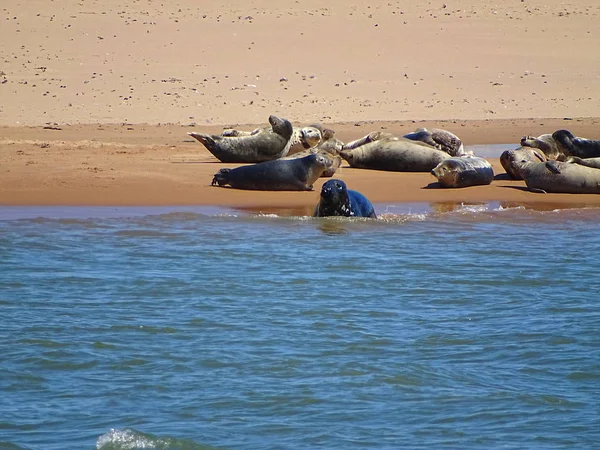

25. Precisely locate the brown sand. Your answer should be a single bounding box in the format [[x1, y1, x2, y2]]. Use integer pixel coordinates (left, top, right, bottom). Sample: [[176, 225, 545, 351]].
[[1, 0, 600, 213]]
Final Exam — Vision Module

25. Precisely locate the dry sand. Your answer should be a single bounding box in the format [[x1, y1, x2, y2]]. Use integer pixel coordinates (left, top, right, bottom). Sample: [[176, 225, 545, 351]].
[[1, 0, 599, 213]]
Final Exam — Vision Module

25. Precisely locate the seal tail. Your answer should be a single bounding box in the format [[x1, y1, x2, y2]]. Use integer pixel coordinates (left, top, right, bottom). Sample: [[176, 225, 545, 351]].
[[211, 168, 231, 187]]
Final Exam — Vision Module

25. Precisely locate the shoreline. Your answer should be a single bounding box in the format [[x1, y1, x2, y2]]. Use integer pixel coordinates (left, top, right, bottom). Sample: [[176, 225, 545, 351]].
[[2, 117, 600, 211]]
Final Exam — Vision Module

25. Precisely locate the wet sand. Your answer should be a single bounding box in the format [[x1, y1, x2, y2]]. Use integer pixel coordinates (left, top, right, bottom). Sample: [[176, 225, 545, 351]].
[[1, 0, 599, 213]]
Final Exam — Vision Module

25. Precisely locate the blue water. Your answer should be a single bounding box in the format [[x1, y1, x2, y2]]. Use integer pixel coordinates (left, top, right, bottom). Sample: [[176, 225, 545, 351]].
[[1, 204, 600, 450]]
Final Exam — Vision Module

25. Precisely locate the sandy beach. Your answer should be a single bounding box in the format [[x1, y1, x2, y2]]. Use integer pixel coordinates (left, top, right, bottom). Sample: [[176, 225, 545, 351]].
[[1, 0, 599, 213]]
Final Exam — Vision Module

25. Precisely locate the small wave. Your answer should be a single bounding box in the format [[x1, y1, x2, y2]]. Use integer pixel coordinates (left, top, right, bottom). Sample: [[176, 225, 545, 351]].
[[96, 428, 218, 450]]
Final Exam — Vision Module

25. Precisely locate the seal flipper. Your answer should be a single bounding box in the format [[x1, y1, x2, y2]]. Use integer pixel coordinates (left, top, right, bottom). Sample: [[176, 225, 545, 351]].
[[545, 161, 562, 175]]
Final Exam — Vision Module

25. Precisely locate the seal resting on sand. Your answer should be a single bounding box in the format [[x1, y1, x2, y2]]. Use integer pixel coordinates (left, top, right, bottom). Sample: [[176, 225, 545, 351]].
[[211, 153, 331, 191], [564, 156, 600, 169], [520, 134, 562, 160], [314, 179, 376, 218], [189, 115, 294, 163], [430, 156, 494, 188], [552, 129, 600, 159], [403, 128, 467, 156], [339, 137, 450, 172], [500, 147, 547, 180], [518, 160, 600, 194]]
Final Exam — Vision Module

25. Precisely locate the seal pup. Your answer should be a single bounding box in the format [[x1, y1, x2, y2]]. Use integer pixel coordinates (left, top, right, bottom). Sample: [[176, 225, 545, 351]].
[[564, 156, 600, 169], [431, 157, 494, 188], [500, 147, 547, 180], [340, 137, 450, 172], [188, 115, 294, 163], [518, 160, 600, 194], [403, 128, 467, 156], [211, 153, 331, 191], [314, 179, 376, 218], [520, 134, 562, 160], [552, 129, 600, 159]]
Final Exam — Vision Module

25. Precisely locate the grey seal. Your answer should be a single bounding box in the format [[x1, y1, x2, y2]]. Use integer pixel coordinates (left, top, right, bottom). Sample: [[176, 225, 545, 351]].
[[403, 128, 467, 156], [500, 147, 547, 180], [520, 133, 562, 160], [189, 115, 294, 163], [518, 160, 600, 194], [211, 153, 331, 191], [431, 156, 494, 188], [314, 179, 376, 218], [339, 137, 450, 172], [283, 148, 342, 178], [552, 129, 600, 159], [564, 156, 600, 169]]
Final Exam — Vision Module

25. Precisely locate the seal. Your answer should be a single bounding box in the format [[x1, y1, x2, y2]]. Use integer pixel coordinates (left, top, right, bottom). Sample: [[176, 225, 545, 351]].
[[518, 160, 600, 194], [520, 133, 562, 160], [403, 128, 467, 156], [552, 129, 600, 159], [314, 179, 376, 218], [188, 115, 294, 163], [339, 137, 450, 172], [564, 156, 600, 169], [317, 128, 344, 155], [211, 153, 331, 191], [431, 156, 494, 188], [500, 147, 547, 180]]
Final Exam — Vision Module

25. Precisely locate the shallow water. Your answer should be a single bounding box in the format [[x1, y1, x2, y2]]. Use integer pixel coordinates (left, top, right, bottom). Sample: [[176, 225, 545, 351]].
[[1, 205, 600, 450]]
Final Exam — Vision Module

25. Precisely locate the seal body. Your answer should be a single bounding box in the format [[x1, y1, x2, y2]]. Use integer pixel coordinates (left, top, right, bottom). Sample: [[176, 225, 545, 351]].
[[552, 129, 600, 159], [340, 137, 450, 172], [189, 115, 294, 163], [314, 179, 376, 218], [519, 160, 600, 194], [431, 156, 494, 188], [520, 133, 562, 160], [500, 147, 547, 180], [403, 128, 467, 156], [211, 153, 331, 191]]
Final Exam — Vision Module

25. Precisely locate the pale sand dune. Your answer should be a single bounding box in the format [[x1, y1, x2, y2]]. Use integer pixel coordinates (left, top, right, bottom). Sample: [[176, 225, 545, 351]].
[[1, 0, 599, 209]]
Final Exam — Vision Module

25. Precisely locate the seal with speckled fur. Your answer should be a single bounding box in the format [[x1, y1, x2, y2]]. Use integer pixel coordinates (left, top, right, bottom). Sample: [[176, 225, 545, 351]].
[[431, 157, 494, 188], [518, 160, 600, 194], [500, 147, 547, 180], [211, 153, 331, 191], [404, 128, 467, 156], [283, 148, 342, 178], [189, 115, 294, 163], [339, 137, 450, 172], [552, 129, 600, 159], [314, 179, 376, 218], [564, 156, 600, 169], [520, 134, 562, 160]]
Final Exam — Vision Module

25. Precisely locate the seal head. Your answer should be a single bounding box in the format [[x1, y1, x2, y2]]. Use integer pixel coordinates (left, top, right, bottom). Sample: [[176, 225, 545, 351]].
[[314, 179, 377, 218]]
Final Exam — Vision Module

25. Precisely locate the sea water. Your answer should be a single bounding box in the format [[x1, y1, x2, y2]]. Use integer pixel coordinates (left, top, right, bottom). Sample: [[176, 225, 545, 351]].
[[1, 204, 599, 450]]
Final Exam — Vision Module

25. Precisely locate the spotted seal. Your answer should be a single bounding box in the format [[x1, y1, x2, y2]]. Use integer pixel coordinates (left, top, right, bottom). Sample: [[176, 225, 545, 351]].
[[211, 153, 331, 191], [520, 133, 562, 160], [564, 156, 600, 169], [314, 179, 376, 218], [431, 156, 494, 188], [500, 147, 547, 180], [552, 129, 600, 159], [403, 128, 467, 156], [339, 137, 450, 172], [518, 160, 600, 194], [189, 115, 294, 163], [283, 148, 342, 178]]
